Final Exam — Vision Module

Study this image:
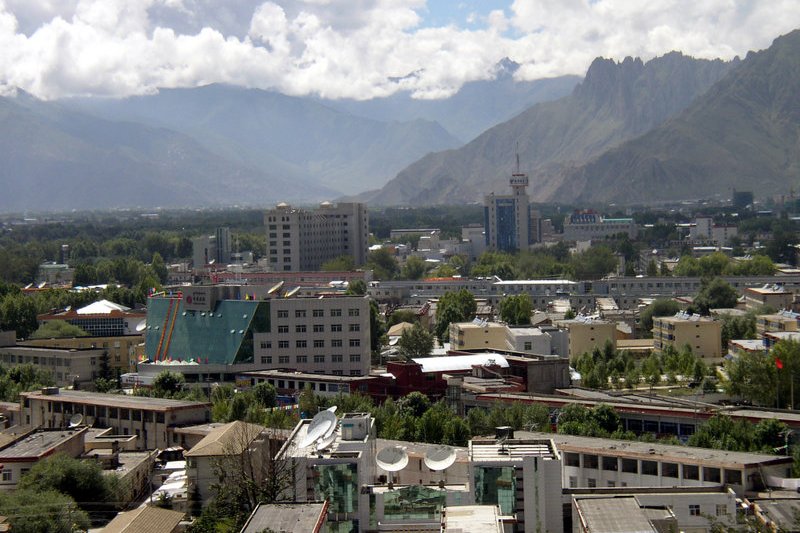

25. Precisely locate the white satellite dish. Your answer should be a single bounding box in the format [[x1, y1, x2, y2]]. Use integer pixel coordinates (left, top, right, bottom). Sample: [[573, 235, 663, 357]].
[[315, 431, 337, 451], [424, 445, 456, 471], [376, 445, 409, 472], [68, 413, 84, 427], [326, 405, 337, 414], [135, 320, 147, 332], [299, 410, 337, 449]]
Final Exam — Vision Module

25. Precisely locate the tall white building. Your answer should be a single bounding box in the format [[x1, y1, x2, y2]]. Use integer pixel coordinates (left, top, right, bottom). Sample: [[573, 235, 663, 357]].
[[484, 170, 542, 253], [265, 202, 369, 272]]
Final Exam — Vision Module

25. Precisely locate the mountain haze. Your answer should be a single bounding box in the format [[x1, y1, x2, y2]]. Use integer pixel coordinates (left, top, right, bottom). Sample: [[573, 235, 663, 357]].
[[368, 52, 736, 205], [553, 30, 800, 203], [0, 93, 325, 212]]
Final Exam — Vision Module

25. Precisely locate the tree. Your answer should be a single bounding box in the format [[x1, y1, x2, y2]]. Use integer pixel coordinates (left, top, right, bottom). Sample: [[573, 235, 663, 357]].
[[720, 313, 756, 350], [693, 278, 739, 314], [646, 259, 658, 277], [387, 309, 418, 328], [30, 320, 89, 339], [498, 294, 532, 326], [345, 279, 366, 295], [152, 371, 185, 397], [369, 300, 386, 355], [639, 298, 681, 335], [434, 289, 477, 341], [322, 255, 356, 272], [18, 452, 117, 514], [397, 323, 434, 360], [151, 252, 168, 284], [366, 248, 399, 280], [0, 488, 90, 533], [400, 256, 428, 280], [252, 382, 277, 409], [570, 246, 618, 280]]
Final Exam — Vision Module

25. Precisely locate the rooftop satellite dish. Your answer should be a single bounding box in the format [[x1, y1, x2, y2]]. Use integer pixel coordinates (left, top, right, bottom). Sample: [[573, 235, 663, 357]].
[[69, 413, 84, 427], [135, 320, 147, 332], [326, 405, 337, 414], [315, 431, 337, 451], [424, 445, 456, 471], [299, 410, 336, 449], [376, 445, 409, 472], [267, 281, 284, 295]]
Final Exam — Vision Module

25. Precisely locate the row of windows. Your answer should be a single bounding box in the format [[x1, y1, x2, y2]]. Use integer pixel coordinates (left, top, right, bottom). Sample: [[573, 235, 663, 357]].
[[563, 452, 742, 484], [44, 401, 167, 423], [276, 308, 359, 318], [276, 324, 360, 333], [260, 354, 361, 364], [271, 339, 361, 349]]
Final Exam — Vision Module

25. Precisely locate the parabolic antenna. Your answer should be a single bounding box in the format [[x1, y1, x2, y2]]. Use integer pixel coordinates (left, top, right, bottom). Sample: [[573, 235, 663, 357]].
[[299, 410, 337, 448], [424, 445, 456, 471], [315, 431, 338, 451], [69, 413, 84, 427], [135, 320, 147, 332], [376, 445, 409, 472], [326, 405, 337, 414]]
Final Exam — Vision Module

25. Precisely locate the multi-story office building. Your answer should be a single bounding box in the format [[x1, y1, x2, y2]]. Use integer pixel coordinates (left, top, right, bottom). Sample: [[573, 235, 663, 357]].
[[744, 284, 793, 311], [20, 334, 142, 374], [21, 389, 211, 450], [756, 309, 800, 335], [484, 169, 542, 253], [144, 286, 371, 376], [652, 312, 722, 361], [0, 345, 106, 388], [264, 202, 369, 271], [562, 211, 638, 241], [192, 227, 232, 268], [558, 316, 617, 359], [37, 299, 146, 337]]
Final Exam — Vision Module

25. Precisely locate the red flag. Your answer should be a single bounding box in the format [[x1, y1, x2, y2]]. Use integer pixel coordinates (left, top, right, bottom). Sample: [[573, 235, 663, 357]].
[[776, 358, 784, 369]]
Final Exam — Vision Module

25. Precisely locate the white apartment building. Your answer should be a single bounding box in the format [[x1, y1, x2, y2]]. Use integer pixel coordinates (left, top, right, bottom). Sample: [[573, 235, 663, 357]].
[[265, 202, 369, 271], [253, 295, 371, 377]]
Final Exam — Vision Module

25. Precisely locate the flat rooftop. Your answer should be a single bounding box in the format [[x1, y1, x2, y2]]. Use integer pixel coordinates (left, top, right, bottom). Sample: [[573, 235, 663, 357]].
[[21, 389, 210, 411], [443, 505, 503, 533], [242, 502, 327, 533], [239, 369, 375, 382], [575, 497, 657, 533], [520, 431, 792, 469], [470, 437, 557, 462], [0, 428, 84, 460]]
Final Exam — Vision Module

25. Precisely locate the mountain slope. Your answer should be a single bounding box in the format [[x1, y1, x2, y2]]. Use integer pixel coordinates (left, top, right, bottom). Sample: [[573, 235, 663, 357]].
[[368, 52, 735, 205], [324, 60, 581, 142], [0, 93, 327, 211], [69, 85, 462, 194], [552, 30, 800, 204]]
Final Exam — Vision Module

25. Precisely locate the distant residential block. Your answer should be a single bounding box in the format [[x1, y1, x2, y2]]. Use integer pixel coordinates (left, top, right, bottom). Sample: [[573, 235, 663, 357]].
[[652, 312, 722, 361], [563, 210, 637, 241]]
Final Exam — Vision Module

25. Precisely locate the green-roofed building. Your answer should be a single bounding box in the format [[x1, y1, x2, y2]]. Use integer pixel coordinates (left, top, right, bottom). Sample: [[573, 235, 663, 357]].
[[145, 292, 269, 365]]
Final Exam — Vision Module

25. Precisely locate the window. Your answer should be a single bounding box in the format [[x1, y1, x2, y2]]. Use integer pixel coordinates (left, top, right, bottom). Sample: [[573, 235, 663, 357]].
[[524, 341, 532, 350], [662, 462, 678, 478], [349, 324, 360, 332], [278, 356, 290, 364], [261, 356, 272, 364], [716, 504, 728, 517], [313, 324, 325, 333], [569, 476, 577, 488], [602, 457, 618, 471], [314, 340, 325, 348], [314, 355, 325, 363], [564, 453, 580, 467], [349, 354, 361, 362], [725, 469, 742, 485], [583, 454, 598, 469], [331, 324, 342, 332], [278, 325, 289, 333], [278, 341, 289, 349], [313, 309, 324, 317], [641, 460, 658, 476], [683, 464, 699, 480], [350, 370, 362, 376], [332, 354, 343, 363], [349, 339, 360, 347], [689, 504, 700, 517], [331, 309, 342, 317], [607, 481, 615, 487], [296, 325, 306, 333], [332, 370, 343, 376], [277, 310, 288, 318], [295, 310, 306, 318], [703, 467, 721, 483], [348, 308, 360, 317], [332, 339, 343, 348], [296, 355, 307, 363], [1, 470, 10, 481], [296, 340, 307, 348], [587, 478, 596, 488]]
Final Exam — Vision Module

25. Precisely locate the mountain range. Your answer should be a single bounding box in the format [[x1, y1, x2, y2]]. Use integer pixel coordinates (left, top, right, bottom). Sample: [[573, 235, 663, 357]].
[[368, 29, 800, 206], [1, 29, 798, 211]]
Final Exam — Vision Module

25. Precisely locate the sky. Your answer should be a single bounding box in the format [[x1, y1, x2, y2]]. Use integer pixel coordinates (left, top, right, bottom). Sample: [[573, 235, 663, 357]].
[[1, 0, 799, 100]]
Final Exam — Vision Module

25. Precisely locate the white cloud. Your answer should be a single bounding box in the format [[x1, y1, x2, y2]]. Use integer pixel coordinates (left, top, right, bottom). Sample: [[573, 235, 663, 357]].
[[0, 0, 798, 100]]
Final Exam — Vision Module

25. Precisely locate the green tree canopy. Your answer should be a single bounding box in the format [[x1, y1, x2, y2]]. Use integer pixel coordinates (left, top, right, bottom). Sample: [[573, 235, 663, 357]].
[[18, 453, 116, 511], [366, 248, 399, 280], [692, 277, 739, 314], [321, 255, 356, 272], [0, 488, 90, 533], [397, 323, 434, 360], [399, 256, 428, 280], [434, 289, 477, 341], [152, 371, 186, 397], [570, 246, 618, 280], [498, 294, 532, 326], [639, 298, 681, 335], [30, 320, 89, 339]]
